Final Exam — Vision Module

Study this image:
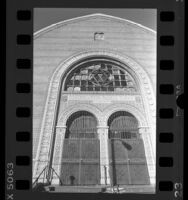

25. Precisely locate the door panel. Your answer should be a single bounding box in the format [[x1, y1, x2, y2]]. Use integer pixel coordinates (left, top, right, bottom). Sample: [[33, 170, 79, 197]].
[[81, 139, 99, 159], [81, 163, 100, 185], [115, 164, 130, 185], [108, 111, 150, 186], [109, 139, 150, 185], [61, 163, 79, 185], [61, 111, 100, 185], [61, 139, 100, 185], [62, 139, 80, 159], [129, 163, 150, 184], [126, 139, 147, 159], [111, 139, 128, 160]]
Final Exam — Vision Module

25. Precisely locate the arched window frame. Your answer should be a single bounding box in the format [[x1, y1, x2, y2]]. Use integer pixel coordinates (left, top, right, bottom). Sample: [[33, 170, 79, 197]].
[[65, 111, 98, 138], [107, 111, 140, 139], [62, 57, 140, 93]]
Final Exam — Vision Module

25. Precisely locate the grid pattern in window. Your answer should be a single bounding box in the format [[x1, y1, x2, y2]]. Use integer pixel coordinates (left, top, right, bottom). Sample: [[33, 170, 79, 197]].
[[64, 61, 137, 92]]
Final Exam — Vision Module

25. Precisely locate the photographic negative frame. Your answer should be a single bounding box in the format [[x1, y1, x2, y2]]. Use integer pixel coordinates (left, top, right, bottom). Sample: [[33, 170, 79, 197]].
[[5, 0, 184, 199]]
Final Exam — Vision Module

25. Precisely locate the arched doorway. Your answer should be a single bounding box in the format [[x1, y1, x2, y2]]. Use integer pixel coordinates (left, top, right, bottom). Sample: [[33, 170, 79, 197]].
[[108, 111, 150, 185], [60, 111, 100, 185]]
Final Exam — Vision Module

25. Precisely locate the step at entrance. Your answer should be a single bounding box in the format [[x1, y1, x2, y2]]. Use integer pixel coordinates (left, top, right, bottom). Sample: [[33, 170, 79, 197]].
[[45, 185, 106, 193]]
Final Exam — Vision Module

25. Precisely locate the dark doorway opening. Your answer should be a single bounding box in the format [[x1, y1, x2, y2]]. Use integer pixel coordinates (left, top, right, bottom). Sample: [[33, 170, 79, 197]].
[[108, 111, 150, 186], [61, 111, 100, 185]]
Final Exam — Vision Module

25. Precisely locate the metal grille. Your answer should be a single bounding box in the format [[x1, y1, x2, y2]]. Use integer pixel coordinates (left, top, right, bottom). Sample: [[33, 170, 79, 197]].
[[108, 111, 150, 186], [61, 139, 100, 185], [109, 139, 150, 185], [65, 111, 97, 138], [62, 111, 100, 185], [108, 111, 139, 139]]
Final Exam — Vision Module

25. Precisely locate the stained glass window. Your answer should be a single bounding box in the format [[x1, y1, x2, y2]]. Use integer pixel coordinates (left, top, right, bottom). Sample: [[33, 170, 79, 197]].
[[64, 60, 137, 92]]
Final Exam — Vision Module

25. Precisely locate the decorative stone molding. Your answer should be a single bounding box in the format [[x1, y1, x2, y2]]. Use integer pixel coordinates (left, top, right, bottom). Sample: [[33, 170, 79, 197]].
[[33, 50, 156, 181], [58, 102, 147, 127], [103, 103, 148, 127], [57, 103, 103, 126], [94, 32, 105, 40], [61, 95, 68, 102], [51, 126, 66, 185], [97, 126, 111, 185], [138, 127, 156, 185]]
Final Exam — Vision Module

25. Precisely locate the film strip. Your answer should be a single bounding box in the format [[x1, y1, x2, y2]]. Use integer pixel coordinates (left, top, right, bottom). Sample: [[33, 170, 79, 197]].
[[5, 0, 184, 199]]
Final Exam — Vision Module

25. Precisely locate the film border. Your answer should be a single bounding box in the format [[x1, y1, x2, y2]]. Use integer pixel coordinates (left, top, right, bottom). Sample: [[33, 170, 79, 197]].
[[5, 0, 184, 199]]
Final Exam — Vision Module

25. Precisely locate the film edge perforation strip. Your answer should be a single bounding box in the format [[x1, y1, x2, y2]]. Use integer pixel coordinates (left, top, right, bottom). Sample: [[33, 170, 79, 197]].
[[14, 10, 32, 191]]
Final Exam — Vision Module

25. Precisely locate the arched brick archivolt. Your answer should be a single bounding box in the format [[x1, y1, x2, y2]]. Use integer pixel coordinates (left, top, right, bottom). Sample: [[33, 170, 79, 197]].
[[33, 50, 156, 185], [102, 103, 148, 127], [57, 103, 148, 127], [57, 103, 103, 127]]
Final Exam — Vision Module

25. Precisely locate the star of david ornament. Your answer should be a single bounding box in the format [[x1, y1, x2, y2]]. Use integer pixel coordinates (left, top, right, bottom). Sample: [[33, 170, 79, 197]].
[[90, 65, 112, 86]]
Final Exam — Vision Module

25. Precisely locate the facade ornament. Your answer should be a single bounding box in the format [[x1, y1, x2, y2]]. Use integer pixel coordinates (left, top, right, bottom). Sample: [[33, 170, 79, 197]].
[[94, 32, 104, 40]]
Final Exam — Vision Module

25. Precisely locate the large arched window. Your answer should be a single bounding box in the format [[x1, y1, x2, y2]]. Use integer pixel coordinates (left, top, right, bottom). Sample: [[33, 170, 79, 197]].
[[64, 58, 137, 92]]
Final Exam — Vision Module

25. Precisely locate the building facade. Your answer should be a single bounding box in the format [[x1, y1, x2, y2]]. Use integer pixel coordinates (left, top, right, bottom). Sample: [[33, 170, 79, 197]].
[[33, 13, 156, 192]]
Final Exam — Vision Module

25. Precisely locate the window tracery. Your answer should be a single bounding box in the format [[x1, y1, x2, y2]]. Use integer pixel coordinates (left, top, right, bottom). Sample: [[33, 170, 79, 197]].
[[64, 59, 137, 92]]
